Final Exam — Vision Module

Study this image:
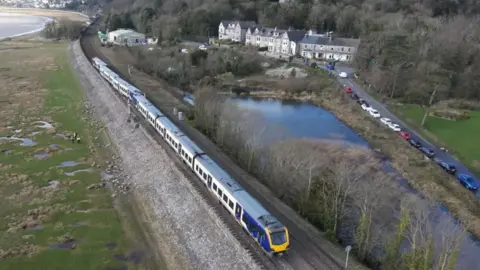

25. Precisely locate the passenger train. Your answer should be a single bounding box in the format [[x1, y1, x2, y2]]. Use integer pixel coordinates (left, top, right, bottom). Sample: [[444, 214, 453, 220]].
[[90, 57, 290, 255]]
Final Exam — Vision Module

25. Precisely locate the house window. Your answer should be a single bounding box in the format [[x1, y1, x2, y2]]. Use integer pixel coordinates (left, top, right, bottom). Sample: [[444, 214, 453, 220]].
[[331, 47, 334, 50], [341, 47, 344, 51], [348, 48, 351, 52], [304, 44, 307, 48]]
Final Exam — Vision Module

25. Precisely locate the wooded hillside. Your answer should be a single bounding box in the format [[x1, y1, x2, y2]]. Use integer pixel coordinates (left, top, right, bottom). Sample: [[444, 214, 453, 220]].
[[103, 0, 480, 104]]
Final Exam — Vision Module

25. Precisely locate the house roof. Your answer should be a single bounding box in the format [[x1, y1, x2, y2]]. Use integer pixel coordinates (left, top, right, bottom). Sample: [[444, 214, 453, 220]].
[[221, 20, 257, 29], [253, 26, 288, 37], [299, 34, 360, 47], [286, 30, 307, 42]]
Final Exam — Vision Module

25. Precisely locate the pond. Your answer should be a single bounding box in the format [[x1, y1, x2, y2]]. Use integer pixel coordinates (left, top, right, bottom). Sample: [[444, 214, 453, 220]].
[[232, 96, 480, 269]]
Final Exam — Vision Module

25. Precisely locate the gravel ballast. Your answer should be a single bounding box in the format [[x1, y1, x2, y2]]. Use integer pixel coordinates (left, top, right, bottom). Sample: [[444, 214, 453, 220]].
[[68, 41, 262, 270]]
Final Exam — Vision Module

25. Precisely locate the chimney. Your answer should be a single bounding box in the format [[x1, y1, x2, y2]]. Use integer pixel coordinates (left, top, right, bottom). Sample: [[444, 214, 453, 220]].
[[307, 29, 313, 36], [274, 26, 277, 32]]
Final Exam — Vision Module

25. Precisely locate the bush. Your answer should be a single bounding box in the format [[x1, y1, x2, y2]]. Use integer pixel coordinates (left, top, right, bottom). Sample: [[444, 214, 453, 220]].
[[258, 46, 268, 52], [190, 50, 208, 66], [42, 20, 84, 40]]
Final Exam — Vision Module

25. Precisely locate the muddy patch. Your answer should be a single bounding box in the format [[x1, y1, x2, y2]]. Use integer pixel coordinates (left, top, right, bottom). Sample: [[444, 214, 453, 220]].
[[26, 224, 43, 231], [56, 133, 69, 140], [0, 136, 36, 146], [33, 121, 54, 129], [113, 251, 144, 265], [41, 180, 59, 189], [34, 152, 50, 159], [107, 266, 128, 270], [48, 236, 77, 250], [106, 242, 118, 250], [65, 168, 93, 176], [70, 221, 89, 227], [57, 161, 80, 168]]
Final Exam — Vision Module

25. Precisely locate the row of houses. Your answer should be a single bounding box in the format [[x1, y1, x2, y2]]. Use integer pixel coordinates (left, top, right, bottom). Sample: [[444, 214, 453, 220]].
[[218, 20, 360, 62]]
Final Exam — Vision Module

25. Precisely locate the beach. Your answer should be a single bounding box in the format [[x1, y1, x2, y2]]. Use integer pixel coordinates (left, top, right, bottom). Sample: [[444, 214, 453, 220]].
[[0, 12, 50, 39]]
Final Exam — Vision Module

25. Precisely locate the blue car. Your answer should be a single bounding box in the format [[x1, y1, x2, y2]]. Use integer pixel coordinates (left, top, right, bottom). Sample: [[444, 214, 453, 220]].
[[409, 139, 422, 148], [419, 146, 435, 158], [456, 174, 479, 191], [433, 158, 456, 174]]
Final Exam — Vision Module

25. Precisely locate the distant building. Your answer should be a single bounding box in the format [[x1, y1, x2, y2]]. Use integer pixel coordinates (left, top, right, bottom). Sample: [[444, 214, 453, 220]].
[[245, 26, 306, 56], [298, 30, 360, 62], [218, 20, 257, 43], [108, 29, 145, 46]]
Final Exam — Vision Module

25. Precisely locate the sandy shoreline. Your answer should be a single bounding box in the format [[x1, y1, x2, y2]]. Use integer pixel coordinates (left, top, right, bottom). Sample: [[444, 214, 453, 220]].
[[0, 8, 88, 40]]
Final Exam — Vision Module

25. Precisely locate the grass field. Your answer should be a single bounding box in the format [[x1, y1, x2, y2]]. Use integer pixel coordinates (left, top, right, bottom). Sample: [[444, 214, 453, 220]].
[[392, 104, 480, 174], [0, 41, 129, 269]]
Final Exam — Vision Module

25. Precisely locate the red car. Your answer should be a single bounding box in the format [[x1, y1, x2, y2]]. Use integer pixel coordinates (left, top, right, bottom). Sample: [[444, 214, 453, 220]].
[[344, 87, 353, 93], [398, 131, 410, 140]]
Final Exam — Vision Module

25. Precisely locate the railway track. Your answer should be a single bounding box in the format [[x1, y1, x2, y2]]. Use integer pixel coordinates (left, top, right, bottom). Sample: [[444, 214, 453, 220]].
[[79, 22, 345, 270]]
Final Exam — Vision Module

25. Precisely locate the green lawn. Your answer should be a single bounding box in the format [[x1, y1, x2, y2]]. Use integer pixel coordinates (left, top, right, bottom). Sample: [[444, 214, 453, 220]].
[[0, 42, 129, 269], [392, 104, 480, 174]]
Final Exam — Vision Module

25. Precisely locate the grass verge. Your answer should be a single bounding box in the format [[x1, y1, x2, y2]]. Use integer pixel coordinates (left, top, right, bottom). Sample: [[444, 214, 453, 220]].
[[0, 40, 129, 270], [390, 104, 480, 175]]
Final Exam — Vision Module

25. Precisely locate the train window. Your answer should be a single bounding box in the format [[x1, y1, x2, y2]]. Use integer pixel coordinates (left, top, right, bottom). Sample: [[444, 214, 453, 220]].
[[195, 165, 198, 171], [213, 183, 217, 190], [199, 168, 203, 175], [203, 172, 206, 180], [228, 201, 234, 209], [223, 194, 228, 203], [218, 189, 222, 197], [189, 157, 192, 163], [242, 213, 248, 225]]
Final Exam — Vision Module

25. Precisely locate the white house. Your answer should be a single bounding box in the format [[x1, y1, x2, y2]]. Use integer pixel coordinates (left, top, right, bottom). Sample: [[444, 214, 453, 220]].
[[246, 26, 306, 56], [108, 29, 146, 46], [218, 20, 257, 43]]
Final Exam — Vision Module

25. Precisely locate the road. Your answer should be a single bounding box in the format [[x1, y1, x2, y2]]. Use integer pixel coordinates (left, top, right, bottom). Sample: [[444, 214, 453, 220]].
[[330, 66, 479, 197]]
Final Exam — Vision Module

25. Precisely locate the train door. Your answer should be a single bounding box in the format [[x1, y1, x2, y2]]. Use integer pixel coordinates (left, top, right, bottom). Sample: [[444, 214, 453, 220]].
[[235, 203, 242, 220], [207, 175, 212, 189], [178, 144, 183, 157]]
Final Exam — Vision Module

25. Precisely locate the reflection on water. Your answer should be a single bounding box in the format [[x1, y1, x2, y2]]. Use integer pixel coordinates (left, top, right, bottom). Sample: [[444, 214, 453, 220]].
[[232, 96, 480, 269]]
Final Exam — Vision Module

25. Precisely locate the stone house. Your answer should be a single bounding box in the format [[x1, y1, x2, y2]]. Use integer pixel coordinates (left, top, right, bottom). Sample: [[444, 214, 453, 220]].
[[218, 20, 257, 43], [298, 30, 360, 62]]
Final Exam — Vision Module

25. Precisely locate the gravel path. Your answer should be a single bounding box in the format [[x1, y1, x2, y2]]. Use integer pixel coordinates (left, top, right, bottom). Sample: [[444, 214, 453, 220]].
[[68, 41, 262, 270]]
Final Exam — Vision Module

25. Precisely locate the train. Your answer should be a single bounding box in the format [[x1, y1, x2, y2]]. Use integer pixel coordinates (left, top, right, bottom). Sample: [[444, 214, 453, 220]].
[[90, 57, 290, 256]]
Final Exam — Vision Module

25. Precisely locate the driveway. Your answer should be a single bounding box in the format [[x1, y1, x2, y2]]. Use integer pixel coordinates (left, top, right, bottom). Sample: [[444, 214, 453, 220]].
[[330, 66, 480, 197]]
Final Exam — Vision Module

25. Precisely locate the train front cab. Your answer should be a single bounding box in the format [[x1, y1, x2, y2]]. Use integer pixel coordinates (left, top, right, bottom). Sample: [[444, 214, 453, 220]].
[[240, 211, 290, 256]]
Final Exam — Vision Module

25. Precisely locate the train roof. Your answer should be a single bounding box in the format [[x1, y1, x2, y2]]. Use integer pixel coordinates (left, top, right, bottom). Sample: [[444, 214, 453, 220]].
[[177, 135, 204, 156], [100, 65, 116, 75], [158, 116, 183, 136], [234, 190, 285, 230], [92, 57, 107, 65], [197, 154, 243, 193], [136, 96, 163, 117], [116, 77, 128, 86]]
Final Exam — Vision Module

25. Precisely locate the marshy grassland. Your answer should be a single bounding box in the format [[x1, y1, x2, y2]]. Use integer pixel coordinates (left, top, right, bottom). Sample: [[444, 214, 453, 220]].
[[0, 40, 132, 269]]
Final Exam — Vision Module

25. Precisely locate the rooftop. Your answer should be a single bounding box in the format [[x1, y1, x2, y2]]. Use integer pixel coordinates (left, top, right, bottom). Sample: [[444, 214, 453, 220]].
[[300, 34, 360, 47]]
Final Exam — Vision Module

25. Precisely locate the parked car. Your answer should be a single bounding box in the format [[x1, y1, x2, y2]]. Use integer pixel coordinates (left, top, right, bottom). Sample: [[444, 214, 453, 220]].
[[456, 174, 479, 191], [398, 131, 410, 140], [351, 92, 359, 100], [380, 117, 392, 125], [409, 139, 422, 148], [388, 123, 401, 132], [339, 72, 348, 78], [369, 109, 381, 118], [419, 146, 435, 158], [357, 98, 368, 106], [344, 87, 353, 93], [361, 103, 371, 111], [433, 158, 457, 174]]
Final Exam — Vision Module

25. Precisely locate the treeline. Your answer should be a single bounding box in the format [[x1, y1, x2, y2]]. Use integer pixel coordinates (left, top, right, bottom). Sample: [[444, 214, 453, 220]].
[[128, 46, 267, 90], [42, 20, 85, 40], [102, 0, 480, 104], [193, 87, 467, 269]]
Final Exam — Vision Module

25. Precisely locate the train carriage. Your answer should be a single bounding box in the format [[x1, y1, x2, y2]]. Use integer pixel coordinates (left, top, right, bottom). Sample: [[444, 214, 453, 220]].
[[90, 57, 290, 256], [177, 135, 204, 169], [92, 57, 107, 70]]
